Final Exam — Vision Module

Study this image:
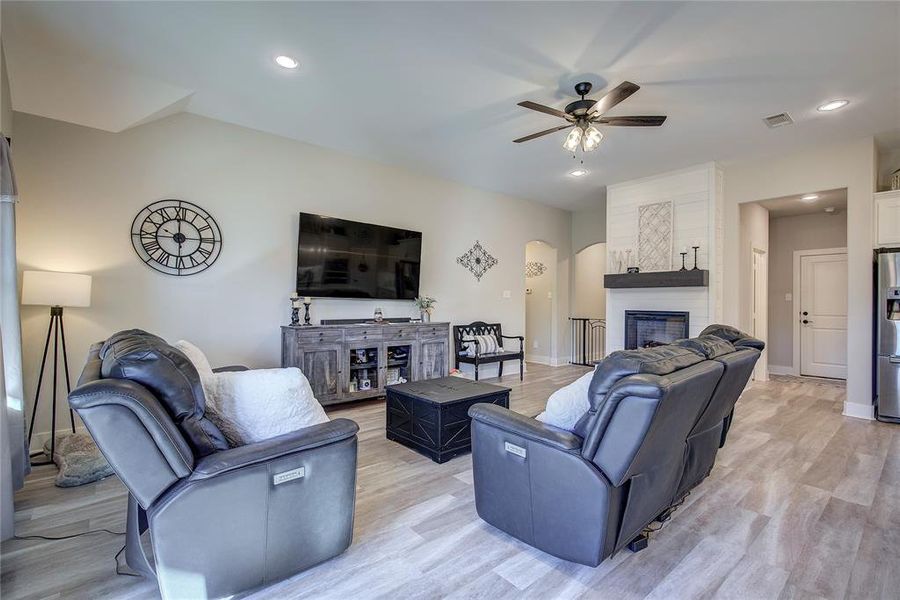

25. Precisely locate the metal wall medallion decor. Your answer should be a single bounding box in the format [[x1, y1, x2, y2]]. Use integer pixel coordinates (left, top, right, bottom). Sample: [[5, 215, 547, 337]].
[[457, 240, 498, 281], [637, 200, 673, 272], [525, 261, 547, 278], [131, 199, 222, 276]]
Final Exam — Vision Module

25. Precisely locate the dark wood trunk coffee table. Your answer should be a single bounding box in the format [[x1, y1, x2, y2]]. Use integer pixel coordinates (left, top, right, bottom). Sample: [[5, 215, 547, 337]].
[[385, 376, 510, 463]]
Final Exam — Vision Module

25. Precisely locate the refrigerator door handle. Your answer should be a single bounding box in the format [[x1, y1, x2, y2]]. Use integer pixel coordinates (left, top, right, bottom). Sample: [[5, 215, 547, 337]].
[[890, 356, 900, 364]]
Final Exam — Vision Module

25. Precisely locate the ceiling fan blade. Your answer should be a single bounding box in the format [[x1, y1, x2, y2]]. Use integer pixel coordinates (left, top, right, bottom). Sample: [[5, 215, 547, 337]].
[[594, 115, 667, 127], [588, 81, 640, 116], [513, 124, 573, 143], [517, 100, 573, 121]]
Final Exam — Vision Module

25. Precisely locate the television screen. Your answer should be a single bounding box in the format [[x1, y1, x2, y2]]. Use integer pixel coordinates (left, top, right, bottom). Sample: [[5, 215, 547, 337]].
[[296, 213, 422, 299]]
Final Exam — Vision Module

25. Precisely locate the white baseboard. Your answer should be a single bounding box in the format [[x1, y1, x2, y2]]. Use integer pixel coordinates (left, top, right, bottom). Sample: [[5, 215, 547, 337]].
[[29, 425, 88, 454], [526, 354, 551, 365], [842, 401, 875, 421], [768, 364, 794, 376]]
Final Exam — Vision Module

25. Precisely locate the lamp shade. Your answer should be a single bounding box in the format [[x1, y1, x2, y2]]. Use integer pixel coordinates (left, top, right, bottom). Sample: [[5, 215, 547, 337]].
[[21, 271, 92, 307]]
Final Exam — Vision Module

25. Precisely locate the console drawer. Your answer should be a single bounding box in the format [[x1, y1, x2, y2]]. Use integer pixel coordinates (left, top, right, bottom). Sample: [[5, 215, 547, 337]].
[[295, 329, 344, 344], [383, 326, 417, 341], [345, 328, 383, 342], [418, 325, 449, 339]]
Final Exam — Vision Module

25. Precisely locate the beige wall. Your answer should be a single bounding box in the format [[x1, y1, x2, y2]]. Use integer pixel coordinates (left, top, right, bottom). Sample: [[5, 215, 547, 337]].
[[573, 242, 606, 319], [572, 204, 606, 252], [13, 112, 573, 446], [525, 241, 558, 364], [1, 47, 11, 136], [723, 137, 876, 418], [767, 211, 848, 369]]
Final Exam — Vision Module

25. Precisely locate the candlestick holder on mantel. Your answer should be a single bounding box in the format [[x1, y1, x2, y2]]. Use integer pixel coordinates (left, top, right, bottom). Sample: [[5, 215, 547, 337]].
[[691, 245, 700, 270], [679, 251, 688, 271]]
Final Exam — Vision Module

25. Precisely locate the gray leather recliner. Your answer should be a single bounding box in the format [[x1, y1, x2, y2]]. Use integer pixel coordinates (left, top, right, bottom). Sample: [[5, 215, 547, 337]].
[[468, 325, 763, 567], [69, 330, 359, 599]]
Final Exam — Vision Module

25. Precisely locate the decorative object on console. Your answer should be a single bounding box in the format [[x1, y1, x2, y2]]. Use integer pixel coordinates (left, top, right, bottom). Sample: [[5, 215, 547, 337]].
[[637, 200, 673, 272], [457, 240, 498, 281], [131, 199, 222, 276], [303, 297, 312, 325], [374, 307, 384, 322], [692, 243, 701, 270], [414, 295, 437, 322], [290, 293, 301, 326], [23, 270, 92, 464], [525, 261, 547, 278]]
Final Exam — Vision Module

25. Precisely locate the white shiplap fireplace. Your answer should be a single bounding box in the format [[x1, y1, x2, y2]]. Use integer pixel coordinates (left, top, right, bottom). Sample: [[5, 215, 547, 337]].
[[605, 163, 724, 353]]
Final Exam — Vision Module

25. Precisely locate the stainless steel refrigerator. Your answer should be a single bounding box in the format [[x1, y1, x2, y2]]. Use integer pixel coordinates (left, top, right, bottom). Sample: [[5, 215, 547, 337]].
[[876, 248, 900, 422]]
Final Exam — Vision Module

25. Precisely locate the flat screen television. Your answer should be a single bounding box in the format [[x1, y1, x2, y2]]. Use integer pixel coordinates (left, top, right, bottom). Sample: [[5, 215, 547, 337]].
[[296, 213, 422, 299]]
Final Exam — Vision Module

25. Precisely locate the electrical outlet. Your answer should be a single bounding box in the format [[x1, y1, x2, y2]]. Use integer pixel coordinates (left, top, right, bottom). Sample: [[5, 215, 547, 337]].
[[502, 290, 511, 298], [547, 291, 552, 299], [785, 292, 792, 302], [532, 340, 539, 349]]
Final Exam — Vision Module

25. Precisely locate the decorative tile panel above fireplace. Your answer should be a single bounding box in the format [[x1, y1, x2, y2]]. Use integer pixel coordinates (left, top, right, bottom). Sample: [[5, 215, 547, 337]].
[[625, 311, 689, 349]]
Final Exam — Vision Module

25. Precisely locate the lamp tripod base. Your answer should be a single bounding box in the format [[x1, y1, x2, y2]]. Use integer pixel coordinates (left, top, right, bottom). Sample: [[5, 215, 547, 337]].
[[26, 306, 76, 465]]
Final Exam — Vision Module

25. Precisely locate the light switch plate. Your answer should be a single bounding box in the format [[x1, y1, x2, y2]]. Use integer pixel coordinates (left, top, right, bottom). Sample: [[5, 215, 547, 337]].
[[785, 293, 792, 302], [502, 290, 511, 298]]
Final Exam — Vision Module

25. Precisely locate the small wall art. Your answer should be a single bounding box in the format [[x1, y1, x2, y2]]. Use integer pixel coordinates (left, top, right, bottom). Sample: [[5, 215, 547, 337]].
[[525, 261, 546, 278], [457, 240, 498, 281]]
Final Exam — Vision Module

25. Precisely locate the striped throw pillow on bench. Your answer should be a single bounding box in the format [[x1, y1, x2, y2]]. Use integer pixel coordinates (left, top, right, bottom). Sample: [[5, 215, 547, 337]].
[[462, 334, 503, 357]]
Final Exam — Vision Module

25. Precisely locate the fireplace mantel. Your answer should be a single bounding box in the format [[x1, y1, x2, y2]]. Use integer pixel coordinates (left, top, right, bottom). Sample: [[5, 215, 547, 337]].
[[605, 269, 708, 289]]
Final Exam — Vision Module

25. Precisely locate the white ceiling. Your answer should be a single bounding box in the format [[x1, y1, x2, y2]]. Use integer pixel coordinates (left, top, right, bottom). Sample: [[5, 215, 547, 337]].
[[3, 1, 899, 210], [758, 188, 848, 218]]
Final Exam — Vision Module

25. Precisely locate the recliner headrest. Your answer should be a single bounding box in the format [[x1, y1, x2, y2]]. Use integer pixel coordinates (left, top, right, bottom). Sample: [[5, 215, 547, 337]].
[[699, 324, 765, 351], [671, 335, 736, 359], [586, 345, 704, 410], [100, 329, 228, 457]]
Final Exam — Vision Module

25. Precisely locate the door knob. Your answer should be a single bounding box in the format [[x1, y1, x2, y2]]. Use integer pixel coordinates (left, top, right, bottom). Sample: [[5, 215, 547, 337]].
[[802, 319, 813, 324], [802, 311, 808, 316]]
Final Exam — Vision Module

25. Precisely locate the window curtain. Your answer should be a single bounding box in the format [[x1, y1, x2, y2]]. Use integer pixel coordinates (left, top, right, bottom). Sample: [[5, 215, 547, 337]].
[[1, 135, 28, 541]]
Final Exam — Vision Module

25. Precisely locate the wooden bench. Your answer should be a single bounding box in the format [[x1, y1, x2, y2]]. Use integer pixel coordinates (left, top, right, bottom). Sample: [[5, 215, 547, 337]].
[[452, 321, 524, 381]]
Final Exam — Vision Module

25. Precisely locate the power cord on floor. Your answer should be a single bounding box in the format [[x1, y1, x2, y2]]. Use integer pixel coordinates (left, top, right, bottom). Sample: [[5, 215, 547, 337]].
[[14, 528, 138, 577]]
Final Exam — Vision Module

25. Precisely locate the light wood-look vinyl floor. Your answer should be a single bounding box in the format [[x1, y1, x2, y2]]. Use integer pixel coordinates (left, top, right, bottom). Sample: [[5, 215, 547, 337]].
[[2, 364, 898, 599]]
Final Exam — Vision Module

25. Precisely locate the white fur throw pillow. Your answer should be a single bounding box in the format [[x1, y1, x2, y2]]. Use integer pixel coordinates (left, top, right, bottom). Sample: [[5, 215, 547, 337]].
[[174, 340, 329, 446], [535, 368, 595, 431], [174, 340, 216, 401], [207, 367, 329, 446]]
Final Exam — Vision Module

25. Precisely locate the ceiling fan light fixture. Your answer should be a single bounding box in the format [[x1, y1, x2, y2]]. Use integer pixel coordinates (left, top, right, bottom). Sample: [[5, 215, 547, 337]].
[[581, 126, 603, 152], [569, 169, 588, 177], [562, 127, 583, 152]]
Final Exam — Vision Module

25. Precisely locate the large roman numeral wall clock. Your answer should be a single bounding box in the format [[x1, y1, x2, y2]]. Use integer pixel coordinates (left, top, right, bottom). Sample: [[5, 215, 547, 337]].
[[131, 199, 222, 276]]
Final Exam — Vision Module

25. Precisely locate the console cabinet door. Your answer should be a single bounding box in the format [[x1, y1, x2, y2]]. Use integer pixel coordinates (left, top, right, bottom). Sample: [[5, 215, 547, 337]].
[[299, 343, 343, 402], [419, 339, 448, 380]]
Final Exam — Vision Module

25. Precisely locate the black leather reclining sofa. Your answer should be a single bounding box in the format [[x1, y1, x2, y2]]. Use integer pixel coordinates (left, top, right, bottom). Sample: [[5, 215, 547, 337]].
[[68, 330, 360, 599], [468, 324, 763, 567]]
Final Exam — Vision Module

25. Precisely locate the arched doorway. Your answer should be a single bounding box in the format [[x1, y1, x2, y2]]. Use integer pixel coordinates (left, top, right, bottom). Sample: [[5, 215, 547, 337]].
[[572, 242, 607, 363]]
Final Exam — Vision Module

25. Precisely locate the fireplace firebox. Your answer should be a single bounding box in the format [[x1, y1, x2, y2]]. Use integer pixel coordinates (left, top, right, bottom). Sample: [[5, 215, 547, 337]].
[[625, 311, 690, 350]]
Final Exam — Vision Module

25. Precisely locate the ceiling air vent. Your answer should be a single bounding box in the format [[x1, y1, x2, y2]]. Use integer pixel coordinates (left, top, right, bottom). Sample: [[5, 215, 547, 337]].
[[763, 112, 793, 128]]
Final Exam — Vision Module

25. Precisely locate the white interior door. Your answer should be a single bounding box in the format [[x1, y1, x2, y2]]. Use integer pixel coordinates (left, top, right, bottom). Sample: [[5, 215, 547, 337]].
[[799, 252, 847, 379], [751, 248, 768, 381]]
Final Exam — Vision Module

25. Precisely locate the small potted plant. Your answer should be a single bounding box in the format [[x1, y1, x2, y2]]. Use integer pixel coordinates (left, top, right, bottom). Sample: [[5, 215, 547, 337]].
[[414, 295, 437, 323]]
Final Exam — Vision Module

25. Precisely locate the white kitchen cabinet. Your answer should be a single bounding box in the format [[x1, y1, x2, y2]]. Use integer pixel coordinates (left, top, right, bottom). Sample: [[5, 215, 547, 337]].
[[875, 190, 900, 247]]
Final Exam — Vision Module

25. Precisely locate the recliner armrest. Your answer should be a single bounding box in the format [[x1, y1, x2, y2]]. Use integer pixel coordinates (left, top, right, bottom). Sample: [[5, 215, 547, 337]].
[[468, 404, 582, 453], [191, 418, 359, 480], [212, 365, 250, 373]]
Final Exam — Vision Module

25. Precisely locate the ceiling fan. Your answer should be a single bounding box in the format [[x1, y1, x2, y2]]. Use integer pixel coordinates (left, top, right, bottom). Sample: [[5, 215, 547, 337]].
[[514, 81, 666, 153]]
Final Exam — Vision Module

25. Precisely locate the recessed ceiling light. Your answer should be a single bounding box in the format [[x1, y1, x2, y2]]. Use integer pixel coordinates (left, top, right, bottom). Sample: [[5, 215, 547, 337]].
[[568, 169, 588, 177], [817, 99, 848, 112], [801, 194, 819, 203], [275, 55, 299, 69]]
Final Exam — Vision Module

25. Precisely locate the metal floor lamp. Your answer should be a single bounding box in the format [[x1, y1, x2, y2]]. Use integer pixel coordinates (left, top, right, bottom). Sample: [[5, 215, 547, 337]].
[[22, 271, 92, 464]]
